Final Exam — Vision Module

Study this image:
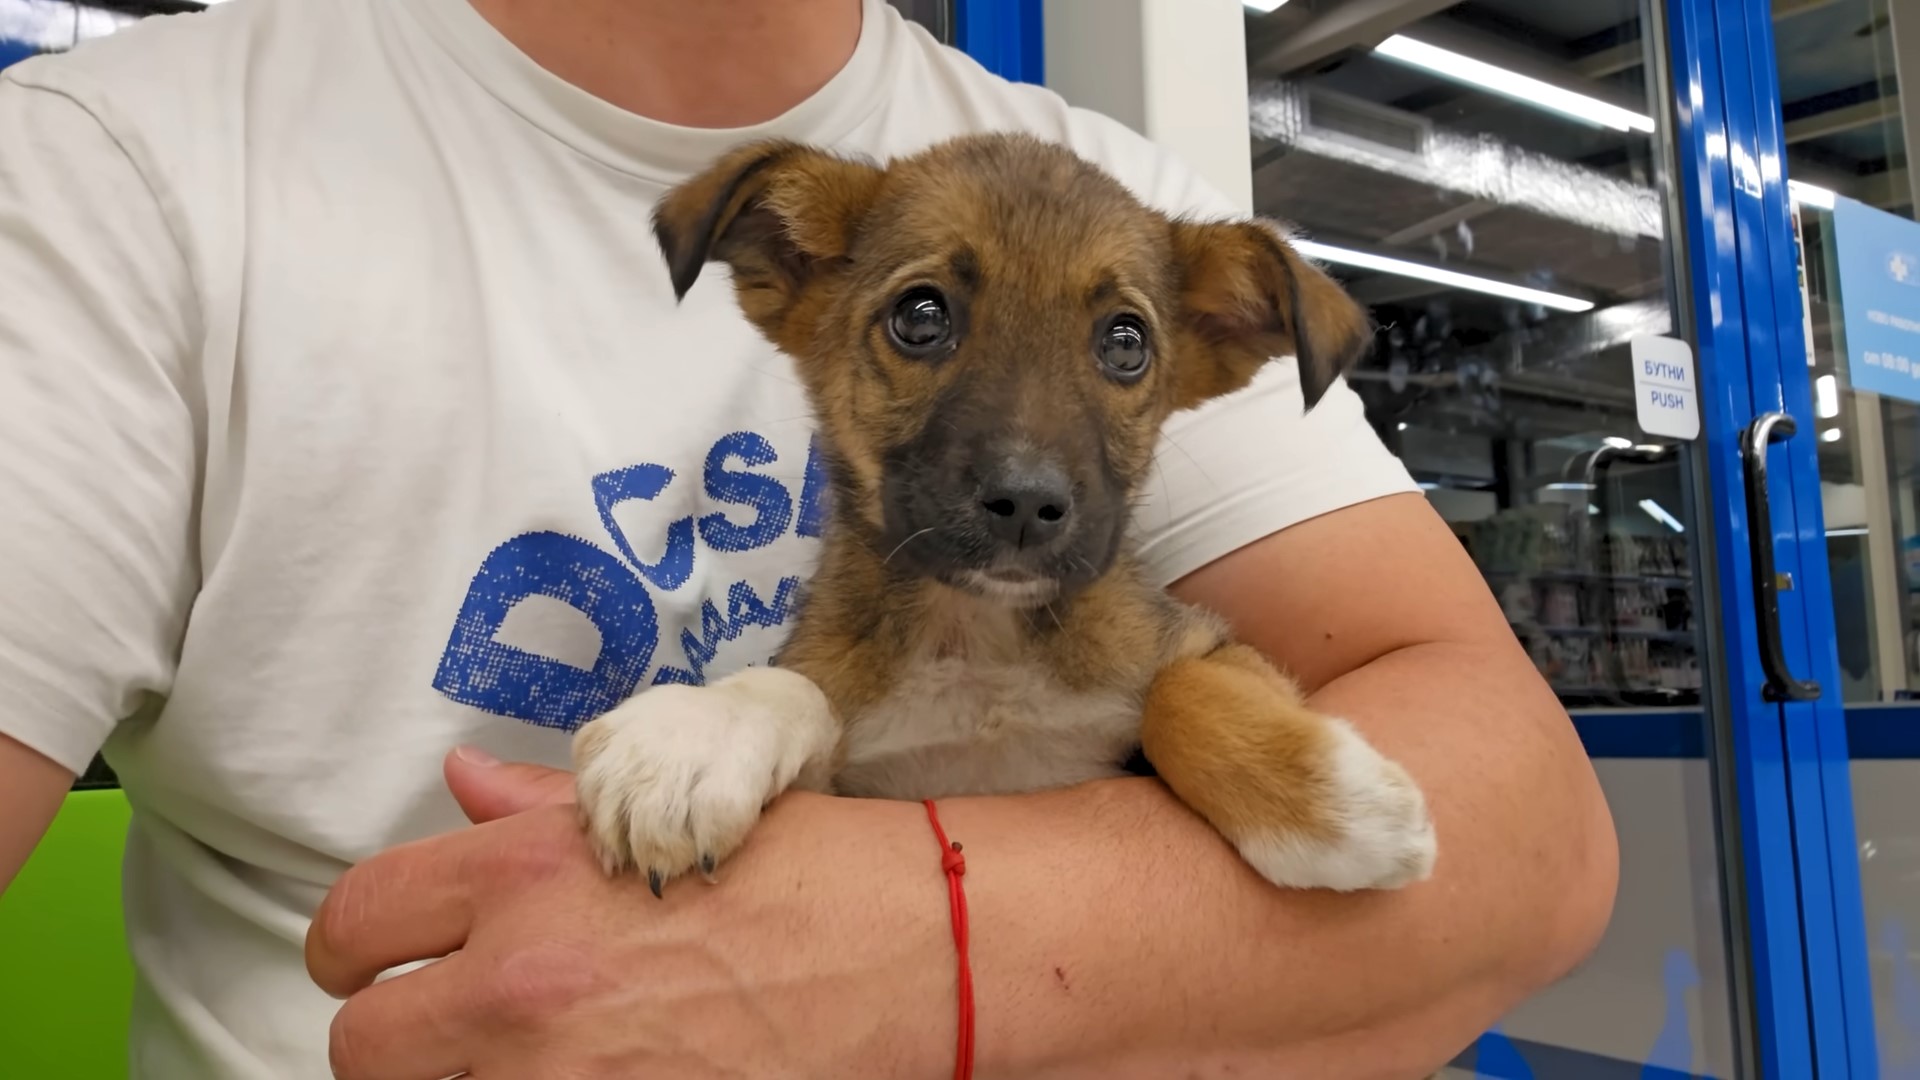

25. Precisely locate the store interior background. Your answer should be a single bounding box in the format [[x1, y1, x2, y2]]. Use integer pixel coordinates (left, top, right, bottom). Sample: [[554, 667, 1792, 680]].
[[5, 0, 1920, 1076], [1233, 1, 1732, 1073], [1226, 0, 1920, 1075]]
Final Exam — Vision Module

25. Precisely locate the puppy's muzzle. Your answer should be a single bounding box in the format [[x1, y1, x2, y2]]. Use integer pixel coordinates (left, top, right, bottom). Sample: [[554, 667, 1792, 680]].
[[975, 451, 1074, 556]]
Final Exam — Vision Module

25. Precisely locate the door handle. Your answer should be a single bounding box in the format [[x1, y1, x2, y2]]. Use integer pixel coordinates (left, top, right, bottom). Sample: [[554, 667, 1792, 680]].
[[1741, 412, 1821, 702]]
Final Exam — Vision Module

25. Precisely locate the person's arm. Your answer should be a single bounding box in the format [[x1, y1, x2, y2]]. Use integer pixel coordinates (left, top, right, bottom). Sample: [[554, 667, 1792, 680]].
[[0, 69, 201, 892], [0, 735, 75, 893], [947, 492, 1615, 1077], [314, 492, 1611, 1080]]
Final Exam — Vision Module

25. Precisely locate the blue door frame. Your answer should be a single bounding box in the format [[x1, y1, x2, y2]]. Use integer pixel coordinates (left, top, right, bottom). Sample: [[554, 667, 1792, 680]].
[[953, 0, 1043, 86], [1714, 0, 1879, 1072], [956, 0, 1877, 1074], [1665, 0, 1820, 1071], [1691, 0, 1881, 1071]]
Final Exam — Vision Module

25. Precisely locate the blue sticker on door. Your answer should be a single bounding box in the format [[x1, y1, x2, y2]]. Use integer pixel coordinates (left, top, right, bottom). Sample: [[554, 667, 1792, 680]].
[[1831, 195, 1920, 405]]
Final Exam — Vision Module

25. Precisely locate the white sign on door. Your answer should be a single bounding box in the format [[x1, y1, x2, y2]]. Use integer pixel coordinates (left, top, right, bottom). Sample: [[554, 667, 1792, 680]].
[[1630, 335, 1700, 441]]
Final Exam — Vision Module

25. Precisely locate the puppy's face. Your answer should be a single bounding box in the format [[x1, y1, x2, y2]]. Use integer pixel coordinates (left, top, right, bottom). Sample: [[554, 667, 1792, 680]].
[[655, 134, 1370, 607]]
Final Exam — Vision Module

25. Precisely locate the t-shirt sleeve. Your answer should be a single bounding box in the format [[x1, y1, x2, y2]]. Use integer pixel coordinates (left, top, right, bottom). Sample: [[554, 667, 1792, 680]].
[[1054, 106, 1420, 586], [0, 70, 199, 773]]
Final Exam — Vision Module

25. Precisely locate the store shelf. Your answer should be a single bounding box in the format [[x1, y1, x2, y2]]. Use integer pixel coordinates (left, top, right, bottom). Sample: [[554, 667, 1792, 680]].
[[1552, 686, 1705, 707], [1485, 569, 1693, 588], [1512, 623, 1697, 644]]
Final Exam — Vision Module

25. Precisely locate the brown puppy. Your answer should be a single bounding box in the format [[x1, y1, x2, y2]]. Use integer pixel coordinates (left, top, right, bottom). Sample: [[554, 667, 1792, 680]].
[[571, 133, 1436, 899]]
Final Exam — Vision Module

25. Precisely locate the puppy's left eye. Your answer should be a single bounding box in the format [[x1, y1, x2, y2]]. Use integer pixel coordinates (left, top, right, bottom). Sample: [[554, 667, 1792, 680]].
[[1097, 315, 1150, 382], [888, 288, 954, 356]]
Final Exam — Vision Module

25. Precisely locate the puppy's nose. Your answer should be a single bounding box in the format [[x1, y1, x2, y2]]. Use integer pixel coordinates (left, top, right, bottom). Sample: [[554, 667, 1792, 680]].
[[978, 456, 1073, 550]]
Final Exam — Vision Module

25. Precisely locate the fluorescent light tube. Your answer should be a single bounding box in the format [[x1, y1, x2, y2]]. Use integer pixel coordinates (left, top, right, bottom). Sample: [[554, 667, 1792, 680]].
[[1374, 35, 1656, 134], [1789, 180, 1837, 210], [1639, 498, 1685, 532], [1244, 0, 1291, 10], [1815, 374, 1839, 418], [1295, 240, 1595, 312]]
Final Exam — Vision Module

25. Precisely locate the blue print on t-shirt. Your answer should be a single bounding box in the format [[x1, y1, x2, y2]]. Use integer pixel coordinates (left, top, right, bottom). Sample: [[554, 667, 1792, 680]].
[[591, 463, 693, 591], [699, 432, 792, 552], [432, 430, 824, 731], [431, 531, 659, 729]]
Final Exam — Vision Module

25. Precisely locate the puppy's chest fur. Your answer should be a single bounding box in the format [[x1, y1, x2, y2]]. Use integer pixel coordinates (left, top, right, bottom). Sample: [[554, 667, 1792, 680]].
[[783, 564, 1226, 801], [835, 618, 1141, 799]]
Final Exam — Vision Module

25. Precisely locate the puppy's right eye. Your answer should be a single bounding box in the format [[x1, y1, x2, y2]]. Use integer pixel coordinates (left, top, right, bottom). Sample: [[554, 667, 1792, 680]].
[[887, 288, 953, 356]]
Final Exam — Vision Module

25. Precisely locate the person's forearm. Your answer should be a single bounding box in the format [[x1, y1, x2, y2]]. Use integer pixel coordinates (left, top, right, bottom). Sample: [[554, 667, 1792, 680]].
[[937, 639, 1618, 1079]]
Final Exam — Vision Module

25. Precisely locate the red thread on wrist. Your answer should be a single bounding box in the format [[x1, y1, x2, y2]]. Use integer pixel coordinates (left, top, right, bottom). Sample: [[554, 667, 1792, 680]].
[[923, 799, 974, 1080]]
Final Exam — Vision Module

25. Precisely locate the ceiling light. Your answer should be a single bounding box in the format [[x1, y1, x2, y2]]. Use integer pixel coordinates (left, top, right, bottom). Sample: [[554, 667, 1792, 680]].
[[1244, 0, 1291, 11], [1822, 427, 1843, 443], [1816, 374, 1839, 418], [1828, 527, 1869, 537], [1295, 240, 1595, 312], [1789, 180, 1837, 210], [1374, 35, 1656, 134], [1639, 499, 1686, 532]]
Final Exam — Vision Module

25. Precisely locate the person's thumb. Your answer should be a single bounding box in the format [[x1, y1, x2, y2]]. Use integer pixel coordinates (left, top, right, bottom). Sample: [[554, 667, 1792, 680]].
[[443, 746, 576, 824]]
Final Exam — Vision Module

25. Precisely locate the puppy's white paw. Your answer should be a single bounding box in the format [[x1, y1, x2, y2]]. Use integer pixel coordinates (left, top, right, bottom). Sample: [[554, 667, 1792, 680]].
[[1237, 718, 1437, 892], [571, 667, 837, 894]]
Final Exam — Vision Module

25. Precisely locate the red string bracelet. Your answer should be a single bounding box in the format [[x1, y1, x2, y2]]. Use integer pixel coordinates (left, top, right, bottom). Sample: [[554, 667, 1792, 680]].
[[923, 799, 974, 1080]]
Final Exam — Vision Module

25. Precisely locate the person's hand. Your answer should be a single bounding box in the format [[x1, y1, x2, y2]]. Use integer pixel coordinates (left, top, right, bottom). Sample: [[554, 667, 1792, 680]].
[[308, 748, 956, 1080]]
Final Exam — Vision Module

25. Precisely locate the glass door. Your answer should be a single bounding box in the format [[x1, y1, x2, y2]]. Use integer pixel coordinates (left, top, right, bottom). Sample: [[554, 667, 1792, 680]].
[[1235, 0, 1811, 1074], [1762, 0, 1920, 1074]]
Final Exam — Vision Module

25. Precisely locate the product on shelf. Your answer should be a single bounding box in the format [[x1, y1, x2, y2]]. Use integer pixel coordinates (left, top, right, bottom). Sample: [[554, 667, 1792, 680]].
[[1468, 505, 1698, 701]]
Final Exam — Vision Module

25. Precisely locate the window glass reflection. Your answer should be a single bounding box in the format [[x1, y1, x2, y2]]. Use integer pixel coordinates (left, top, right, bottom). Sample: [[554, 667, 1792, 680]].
[[1775, 6, 1920, 1071], [1247, 0, 1696, 709], [1778, 0, 1919, 704], [1246, 4, 1744, 1074]]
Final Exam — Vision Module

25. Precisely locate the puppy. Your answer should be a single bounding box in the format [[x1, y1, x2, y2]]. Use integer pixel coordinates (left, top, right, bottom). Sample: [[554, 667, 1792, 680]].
[[571, 133, 1437, 899]]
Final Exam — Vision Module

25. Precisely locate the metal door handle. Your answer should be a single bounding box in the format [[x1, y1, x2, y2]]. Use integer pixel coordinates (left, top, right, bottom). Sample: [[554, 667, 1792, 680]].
[[1741, 412, 1821, 702]]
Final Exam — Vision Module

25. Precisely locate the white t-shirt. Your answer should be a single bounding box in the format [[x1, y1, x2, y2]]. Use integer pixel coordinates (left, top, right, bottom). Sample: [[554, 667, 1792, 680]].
[[0, 0, 1417, 1074]]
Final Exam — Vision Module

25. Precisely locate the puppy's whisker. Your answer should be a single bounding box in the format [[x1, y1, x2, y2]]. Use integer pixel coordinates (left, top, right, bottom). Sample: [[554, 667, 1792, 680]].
[[749, 365, 807, 389], [883, 527, 937, 567], [1160, 432, 1220, 492], [1149, 450, 1174, 519]]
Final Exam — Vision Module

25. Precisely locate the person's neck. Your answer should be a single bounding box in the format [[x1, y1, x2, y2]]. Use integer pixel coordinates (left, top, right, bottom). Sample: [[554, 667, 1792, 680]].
[[467, 0, 864, 127]]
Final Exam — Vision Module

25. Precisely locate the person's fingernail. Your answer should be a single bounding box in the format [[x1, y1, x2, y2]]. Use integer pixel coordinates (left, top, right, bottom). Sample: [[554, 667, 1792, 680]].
[[454, 744, 500, 767]]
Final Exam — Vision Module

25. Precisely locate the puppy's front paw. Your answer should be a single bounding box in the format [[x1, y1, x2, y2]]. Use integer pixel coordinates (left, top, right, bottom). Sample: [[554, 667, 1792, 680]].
[[1237, 718, 1437, 892], [571, 667, 837, 894]]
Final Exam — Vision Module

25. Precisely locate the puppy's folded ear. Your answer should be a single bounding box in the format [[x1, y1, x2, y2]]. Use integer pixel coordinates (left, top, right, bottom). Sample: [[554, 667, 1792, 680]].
[[653, 139, 884, 324], [1168, 218, 1373, 413]]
